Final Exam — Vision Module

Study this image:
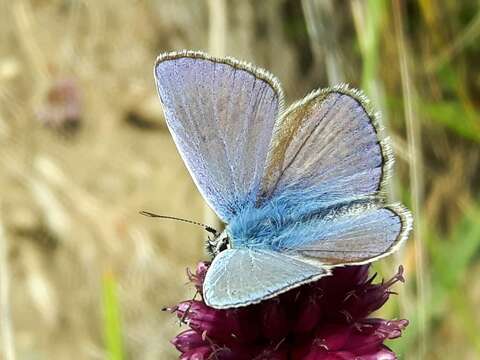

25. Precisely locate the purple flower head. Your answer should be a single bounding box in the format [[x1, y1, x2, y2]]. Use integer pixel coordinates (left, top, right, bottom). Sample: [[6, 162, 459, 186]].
[[169, 262, 408, 359]]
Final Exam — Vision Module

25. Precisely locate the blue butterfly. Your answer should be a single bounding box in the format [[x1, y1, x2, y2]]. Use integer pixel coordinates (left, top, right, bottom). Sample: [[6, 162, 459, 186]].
[[154, 50, 412, 309]]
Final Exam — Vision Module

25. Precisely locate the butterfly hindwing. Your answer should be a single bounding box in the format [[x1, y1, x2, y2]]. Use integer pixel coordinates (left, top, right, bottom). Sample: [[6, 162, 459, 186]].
[[154, 51, 283, 221], [203, 248, 329, 309], [282, 202, 412, 265]]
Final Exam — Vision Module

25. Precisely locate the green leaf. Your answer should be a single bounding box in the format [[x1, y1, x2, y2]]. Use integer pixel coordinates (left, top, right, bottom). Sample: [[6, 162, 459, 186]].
[[420, 100, 480, 142], [102, 271, 124, 360]]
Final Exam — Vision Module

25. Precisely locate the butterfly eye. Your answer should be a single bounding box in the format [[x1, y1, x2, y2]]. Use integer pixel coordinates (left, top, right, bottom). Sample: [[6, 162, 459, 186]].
[[217, 241, 228, 253], [213, 235, 230, 254]]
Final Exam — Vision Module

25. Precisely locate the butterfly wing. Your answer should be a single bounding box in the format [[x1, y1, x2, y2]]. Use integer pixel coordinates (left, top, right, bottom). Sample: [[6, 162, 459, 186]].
[[204, 202, 410, 309], [259, 85, 391, 206], [274, 201, 412, 265], [203, 248, 329, 309], [252, 85, 411, 263], [154, 51, 283, 221]]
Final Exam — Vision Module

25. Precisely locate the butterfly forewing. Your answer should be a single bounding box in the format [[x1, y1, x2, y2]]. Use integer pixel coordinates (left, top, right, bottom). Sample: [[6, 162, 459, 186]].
[[154, 51, 283, 221], [260, 87, 392, 206]]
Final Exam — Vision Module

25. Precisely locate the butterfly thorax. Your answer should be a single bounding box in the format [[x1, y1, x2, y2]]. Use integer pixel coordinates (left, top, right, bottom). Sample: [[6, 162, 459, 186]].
[[225, 198, 302, 253]]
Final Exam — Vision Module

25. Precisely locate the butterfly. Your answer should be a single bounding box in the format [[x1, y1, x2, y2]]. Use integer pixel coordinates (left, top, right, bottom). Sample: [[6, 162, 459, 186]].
[[153, 50, 412, 309]]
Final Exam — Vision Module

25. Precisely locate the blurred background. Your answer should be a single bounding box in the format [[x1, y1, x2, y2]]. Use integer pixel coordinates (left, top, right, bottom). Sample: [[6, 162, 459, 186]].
[[0, 0, 479, 359]]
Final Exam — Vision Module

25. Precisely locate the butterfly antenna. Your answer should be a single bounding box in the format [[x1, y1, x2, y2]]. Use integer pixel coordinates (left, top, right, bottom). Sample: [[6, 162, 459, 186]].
[[139, 211, 218, 235]]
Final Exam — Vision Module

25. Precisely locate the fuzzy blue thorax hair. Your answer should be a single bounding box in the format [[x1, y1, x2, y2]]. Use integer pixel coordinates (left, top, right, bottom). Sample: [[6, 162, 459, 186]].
[[227, 185, 374, 253]]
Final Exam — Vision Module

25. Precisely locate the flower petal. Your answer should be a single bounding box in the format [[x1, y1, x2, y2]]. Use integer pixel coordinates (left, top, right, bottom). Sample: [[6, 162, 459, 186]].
[[171, 329, 208, 352], [292, 290, 323, 333], [261, 298, 289, 340], [170, 262, 408, 359], [341, 267, 406, 320], [179, 345, 212, 360], [175, 300, 260, 343], [188, 262, 210, 294]]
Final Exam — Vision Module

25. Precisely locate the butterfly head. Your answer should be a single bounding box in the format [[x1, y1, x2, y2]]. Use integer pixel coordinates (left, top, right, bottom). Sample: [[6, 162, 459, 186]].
[[206, 229, 231, 258]]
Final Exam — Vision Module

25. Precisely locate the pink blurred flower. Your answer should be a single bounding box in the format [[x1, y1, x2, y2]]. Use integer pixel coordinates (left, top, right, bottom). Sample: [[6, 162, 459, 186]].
[[168, 262, 408, 360], [37, 77, 82, 132]]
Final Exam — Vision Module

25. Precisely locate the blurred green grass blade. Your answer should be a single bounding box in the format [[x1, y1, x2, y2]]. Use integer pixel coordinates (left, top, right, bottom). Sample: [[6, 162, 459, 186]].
[[388, 313, 419, 356], [392, 205, 480, 356], [362, 0, 385, 94], [102, 272, 124, 360], [352, 0, 386, 95], [420, 100, 480, 142], [451, 290, 480, 354], [433, 205, 480, 293], [432, 206, 480, 354]]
